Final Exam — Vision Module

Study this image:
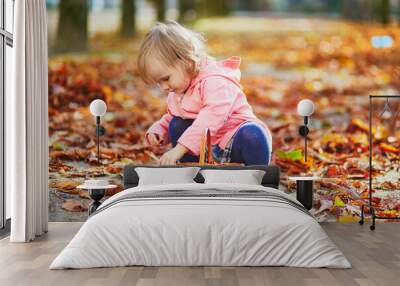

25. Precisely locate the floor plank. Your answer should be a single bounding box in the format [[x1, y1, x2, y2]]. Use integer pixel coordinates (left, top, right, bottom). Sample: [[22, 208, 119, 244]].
[[0, 222, 399, 286]]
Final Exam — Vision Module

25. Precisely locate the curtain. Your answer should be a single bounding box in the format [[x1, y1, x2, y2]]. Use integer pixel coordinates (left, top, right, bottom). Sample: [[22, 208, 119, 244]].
[[8, 0, 49, 242]]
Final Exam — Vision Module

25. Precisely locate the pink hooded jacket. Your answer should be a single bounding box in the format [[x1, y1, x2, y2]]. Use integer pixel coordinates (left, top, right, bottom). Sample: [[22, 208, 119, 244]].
[[145, 56, 272, 156]]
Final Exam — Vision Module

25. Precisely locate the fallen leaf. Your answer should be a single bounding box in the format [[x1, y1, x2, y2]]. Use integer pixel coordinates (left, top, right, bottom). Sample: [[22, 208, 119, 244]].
[[49, 180, 80, 194], [78, 190, 91, 199], [61, 199, 88, 212]]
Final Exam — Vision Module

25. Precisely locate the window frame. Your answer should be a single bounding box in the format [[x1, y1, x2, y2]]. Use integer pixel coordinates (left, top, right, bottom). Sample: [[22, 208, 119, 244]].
[[0, 0, 13, 232]]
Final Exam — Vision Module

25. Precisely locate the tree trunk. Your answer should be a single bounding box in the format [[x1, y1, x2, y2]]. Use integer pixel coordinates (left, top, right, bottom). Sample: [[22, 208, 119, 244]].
[[54, 0, 89, 53], [341, 0, 351, 19], [152, 0, 166, 22], [360, 0, 373, 22], [398, 0, 400, 24], [342, 0, 363, 21], [197, 0, 230, 17], [379, 0, 390, 24], [215, 0, 230, 16], [178, 0, 196, 23], [120, 0, 136, 37]]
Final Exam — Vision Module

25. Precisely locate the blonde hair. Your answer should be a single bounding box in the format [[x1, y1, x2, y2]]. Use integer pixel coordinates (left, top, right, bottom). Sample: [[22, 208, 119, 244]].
[[137, 21, 208, 84]]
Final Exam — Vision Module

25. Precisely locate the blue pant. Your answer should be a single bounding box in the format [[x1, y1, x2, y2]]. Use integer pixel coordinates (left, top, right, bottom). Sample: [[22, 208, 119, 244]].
[[168, 117, 271, 165]]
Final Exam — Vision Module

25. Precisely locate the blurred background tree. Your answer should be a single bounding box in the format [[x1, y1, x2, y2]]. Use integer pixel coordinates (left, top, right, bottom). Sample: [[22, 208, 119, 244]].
[[235, 0, 270, 11], [178, 0, 196, 23], [151, 0, 166, 22], [120, 0, 137, 37], [341, 0, 391, 24], [197, 0, 231, 17], [48, 0, 400, 54], [54, 0, 89, 53], [380, 0, 391, 24]]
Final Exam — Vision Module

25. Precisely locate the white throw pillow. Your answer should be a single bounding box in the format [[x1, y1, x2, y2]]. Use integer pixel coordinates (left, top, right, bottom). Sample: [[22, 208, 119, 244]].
[[135, 167, 200, 186], [200, 169, 266, 185]]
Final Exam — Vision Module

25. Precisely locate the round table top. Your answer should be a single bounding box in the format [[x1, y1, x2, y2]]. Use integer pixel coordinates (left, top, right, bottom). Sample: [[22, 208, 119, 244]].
[[288, 176, 319, 181], [77, 184, 118, 190]]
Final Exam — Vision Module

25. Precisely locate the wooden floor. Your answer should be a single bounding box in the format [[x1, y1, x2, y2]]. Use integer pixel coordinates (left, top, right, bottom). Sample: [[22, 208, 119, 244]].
[[0, 222, 399, 286]]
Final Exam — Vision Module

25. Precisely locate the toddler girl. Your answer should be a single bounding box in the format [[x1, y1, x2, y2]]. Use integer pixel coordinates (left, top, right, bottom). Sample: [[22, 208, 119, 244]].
[[137, 21, 272, 166]]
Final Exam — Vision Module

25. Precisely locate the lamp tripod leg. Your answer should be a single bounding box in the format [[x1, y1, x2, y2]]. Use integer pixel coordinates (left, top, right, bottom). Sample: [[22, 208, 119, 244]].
[[370, 208, 376, 231], [305, 133, 307, 162], [97, 131, 100, 165], [359, 204, 364, 225]]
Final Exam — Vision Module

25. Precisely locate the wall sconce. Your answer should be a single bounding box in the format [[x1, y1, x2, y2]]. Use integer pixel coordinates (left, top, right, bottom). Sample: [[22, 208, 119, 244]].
[[297, 99, 315, 162], [89, 99, 107, 164]]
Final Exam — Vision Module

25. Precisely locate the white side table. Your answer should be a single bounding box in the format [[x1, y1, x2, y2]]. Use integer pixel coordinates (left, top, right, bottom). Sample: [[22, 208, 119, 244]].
[[77, 184, 117, 215], [288, 176, 319, 210]]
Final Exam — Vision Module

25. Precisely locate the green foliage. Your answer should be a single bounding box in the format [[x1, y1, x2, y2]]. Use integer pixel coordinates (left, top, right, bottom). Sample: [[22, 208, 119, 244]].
[[276, 150, 303, 161]]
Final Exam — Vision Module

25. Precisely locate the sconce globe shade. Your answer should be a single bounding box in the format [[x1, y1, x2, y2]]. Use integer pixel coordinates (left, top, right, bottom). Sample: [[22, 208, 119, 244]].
[[297, 99, 315, 117], [90, 99, 107, 117]]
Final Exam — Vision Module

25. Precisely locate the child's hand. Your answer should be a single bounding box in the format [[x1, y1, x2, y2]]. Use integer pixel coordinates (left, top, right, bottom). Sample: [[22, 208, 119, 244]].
[[147, 133, 163, 146], [159, 144, 188, 165]]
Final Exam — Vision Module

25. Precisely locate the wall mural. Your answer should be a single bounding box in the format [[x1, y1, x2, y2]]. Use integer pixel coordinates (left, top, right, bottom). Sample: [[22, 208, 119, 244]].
[[47, 1, 400, 222]]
